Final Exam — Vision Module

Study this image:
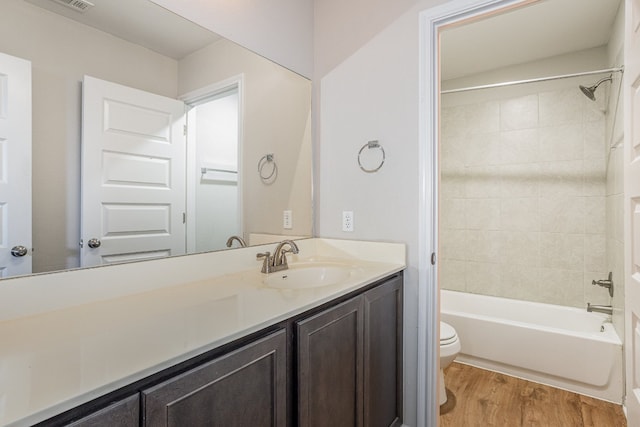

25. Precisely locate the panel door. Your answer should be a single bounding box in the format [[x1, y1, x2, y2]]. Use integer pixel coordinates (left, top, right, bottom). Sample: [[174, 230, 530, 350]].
[[363, 276, 403, 427], [81, 76, 186, 267], [0, 51, 31, 277], [297, 297, 364, 427], [626, 0, 640, 423], [142, 330, 287, 427]]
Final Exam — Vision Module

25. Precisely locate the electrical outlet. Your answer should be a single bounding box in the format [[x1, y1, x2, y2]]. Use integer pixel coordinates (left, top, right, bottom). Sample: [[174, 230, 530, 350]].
[[283, 210, 293, 229], [342, 211, 354, 232]]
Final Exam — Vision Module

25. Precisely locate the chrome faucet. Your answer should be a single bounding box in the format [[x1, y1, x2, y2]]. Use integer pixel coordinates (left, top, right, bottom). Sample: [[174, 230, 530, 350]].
[[256, 240, 299, 273], [587, 303, 613, 315], [226, 235, 247, 248], [592, 272, 614, 297]]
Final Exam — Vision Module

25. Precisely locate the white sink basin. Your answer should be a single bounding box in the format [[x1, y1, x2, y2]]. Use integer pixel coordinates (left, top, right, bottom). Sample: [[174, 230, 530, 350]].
[[264, 263, 355, 289]]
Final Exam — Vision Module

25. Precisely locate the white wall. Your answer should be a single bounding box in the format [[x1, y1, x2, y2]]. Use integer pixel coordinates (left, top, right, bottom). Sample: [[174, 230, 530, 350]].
[[0, 0, 178, 274], [179, 39, 313, 240], [150, 0, 314, 78], [314, 1, 448, 425]]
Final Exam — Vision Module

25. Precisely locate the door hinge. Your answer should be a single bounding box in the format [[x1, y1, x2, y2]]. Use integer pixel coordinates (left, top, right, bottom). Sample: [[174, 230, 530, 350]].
[[431, 252, 436, 265], [183, 212, 186, 224], [183, 124, 187, 136]]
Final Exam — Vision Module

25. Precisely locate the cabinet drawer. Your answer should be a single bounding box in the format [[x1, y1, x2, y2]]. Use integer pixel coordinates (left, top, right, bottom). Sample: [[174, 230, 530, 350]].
[[142, 329, 287, 427], [66, 394, 139, 427]]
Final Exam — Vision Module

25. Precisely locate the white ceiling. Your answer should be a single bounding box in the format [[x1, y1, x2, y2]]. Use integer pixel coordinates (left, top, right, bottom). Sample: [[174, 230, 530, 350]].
[[24, 0, 221, 59], [440, 0, 623, 81]]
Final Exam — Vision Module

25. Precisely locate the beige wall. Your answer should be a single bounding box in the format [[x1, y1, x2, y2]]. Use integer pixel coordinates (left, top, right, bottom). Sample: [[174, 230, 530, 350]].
[[179, 38, 312, 240], [150, 0, 314, 78], [0, 0, 178, 273]]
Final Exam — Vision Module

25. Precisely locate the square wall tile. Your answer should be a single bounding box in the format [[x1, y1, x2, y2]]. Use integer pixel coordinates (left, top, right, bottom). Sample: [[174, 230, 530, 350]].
[[465, 199, 501, 230], [465, 261, 501, 295], [539, 160, 583, 197], [500, 231, 540, 266], [540, 232, 584, 271], [500, 94, 539, 131], [539, 124, 584, 162], [584, 234, 606, 273], [465, 165, 502, 198], [584, 120, 606, 160], [540, 196, 585, 234], [500, 198, 539, 231], [539, 89, 583, 127], [539, 268, 584, 307], [466, 101, 500, 134], [466, 230, 502, 263], [499, 264, 541, 301], [439, 259, 466, 291], [440, 198, 466, 230], [466, 133, 501, 166], [585, 197, 606, 235], [440, 229, 467, 261], [441, 105, 467, 138], [500, 163, 539, 198], [500, 128, 539, 164], [583, 158, 606, 197]]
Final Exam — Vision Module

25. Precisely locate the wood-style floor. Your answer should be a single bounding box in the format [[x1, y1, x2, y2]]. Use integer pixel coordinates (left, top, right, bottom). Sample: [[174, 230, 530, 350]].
[[440, 362, 627, 427]]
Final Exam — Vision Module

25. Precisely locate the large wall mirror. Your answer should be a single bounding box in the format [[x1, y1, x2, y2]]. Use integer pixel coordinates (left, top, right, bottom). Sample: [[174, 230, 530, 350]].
[[0, 0, 312, 279]]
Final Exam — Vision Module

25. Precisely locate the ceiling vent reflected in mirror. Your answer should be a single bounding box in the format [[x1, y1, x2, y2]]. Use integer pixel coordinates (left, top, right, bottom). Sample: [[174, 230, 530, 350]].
[[50, 0, 94, 13]]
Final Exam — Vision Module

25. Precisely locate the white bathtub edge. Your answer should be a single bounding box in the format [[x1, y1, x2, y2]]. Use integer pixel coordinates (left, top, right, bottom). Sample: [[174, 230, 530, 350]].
[[454, 355, 624, 404]]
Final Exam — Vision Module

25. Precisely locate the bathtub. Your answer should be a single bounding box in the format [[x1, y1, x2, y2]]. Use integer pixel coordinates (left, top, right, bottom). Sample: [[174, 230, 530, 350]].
[[441, 290, 623, 403]]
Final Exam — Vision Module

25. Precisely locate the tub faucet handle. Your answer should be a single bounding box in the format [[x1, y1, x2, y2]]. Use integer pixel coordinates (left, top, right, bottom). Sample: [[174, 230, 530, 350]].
[[591, 272, 614, 297]]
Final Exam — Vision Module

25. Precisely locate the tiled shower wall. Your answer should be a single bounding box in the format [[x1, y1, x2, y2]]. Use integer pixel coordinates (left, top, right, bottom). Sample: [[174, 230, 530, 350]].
[[440, 80, 611, 308]]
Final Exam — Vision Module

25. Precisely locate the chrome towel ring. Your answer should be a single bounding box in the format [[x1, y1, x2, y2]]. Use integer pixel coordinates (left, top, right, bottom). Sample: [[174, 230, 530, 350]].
[[258, 153, 278, 183], [358, 140, 385, 173]]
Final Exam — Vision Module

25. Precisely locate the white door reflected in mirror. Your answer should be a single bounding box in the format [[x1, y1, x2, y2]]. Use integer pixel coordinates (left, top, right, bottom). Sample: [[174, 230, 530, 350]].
[[0, 52, 32, 277], [81, 76, 187, 267]]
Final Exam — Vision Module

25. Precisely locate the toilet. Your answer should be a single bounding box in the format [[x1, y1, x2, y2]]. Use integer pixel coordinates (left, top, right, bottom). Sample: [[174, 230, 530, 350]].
[[439, 321, 461, 406]]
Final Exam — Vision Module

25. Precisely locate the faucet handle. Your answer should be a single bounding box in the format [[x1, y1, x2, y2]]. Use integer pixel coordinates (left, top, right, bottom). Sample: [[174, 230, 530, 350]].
[[256, 252, 272, 273]]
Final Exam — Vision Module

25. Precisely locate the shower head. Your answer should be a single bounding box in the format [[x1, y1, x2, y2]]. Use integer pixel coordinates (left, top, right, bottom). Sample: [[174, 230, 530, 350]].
[[579, 75, 612, 101]]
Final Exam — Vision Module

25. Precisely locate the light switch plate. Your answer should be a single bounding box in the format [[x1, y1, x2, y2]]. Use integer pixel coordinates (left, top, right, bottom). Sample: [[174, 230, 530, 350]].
[[342, 211, 354, 232], [283, 210, 293, 229]]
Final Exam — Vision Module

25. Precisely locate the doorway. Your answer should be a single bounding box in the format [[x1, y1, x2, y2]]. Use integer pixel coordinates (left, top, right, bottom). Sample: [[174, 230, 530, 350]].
[[184, 77, 244, 253]]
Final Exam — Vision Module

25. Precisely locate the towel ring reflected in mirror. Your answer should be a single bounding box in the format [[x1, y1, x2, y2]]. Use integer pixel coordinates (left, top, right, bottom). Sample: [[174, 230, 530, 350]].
[[358, 140, 385, 173], [258, 153, 278, 184]]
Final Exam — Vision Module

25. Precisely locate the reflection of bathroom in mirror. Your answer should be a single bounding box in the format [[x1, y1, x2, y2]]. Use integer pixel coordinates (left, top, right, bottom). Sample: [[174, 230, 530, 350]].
[[0, 0, 312, 279]]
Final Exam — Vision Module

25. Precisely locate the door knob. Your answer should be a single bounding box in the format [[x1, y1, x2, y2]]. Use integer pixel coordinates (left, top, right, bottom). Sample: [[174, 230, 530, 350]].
[[11, 246, 28, 257], [87, 238, 101, 249]]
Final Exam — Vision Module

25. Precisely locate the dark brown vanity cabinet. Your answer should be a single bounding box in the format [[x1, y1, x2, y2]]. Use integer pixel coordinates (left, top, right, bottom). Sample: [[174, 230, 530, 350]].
[[66, 395, 139, 427], [42, 273, 402, 427], [141, 329, 287, 426], [296, 275, 403, 427], [297, 297, 364, 427]]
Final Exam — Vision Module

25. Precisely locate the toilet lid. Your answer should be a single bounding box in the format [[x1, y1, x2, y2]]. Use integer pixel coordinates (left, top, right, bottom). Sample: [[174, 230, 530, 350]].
[[440, 322, 458, 346]]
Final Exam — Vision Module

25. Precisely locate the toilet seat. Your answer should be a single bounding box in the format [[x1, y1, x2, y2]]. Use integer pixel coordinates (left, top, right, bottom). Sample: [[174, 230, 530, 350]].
[[440, 321, 458, 346]]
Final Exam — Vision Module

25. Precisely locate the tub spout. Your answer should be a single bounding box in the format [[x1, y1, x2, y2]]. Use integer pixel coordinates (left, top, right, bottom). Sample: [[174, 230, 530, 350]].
[[587, 303, 613, 315]]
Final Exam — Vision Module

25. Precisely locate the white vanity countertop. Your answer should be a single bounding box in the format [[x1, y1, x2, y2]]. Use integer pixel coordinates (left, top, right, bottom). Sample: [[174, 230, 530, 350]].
[[0, 238, 405, 426]]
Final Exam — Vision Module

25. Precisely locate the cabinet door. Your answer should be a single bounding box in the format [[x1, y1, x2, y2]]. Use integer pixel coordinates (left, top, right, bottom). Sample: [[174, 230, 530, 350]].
[[364, 276, 403, 427], [142, 329, 287, 427], [297, 297, 364, 427], [67, 394, 139, 427]]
